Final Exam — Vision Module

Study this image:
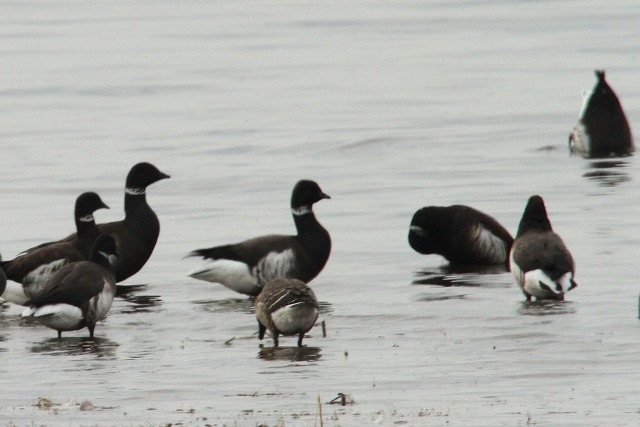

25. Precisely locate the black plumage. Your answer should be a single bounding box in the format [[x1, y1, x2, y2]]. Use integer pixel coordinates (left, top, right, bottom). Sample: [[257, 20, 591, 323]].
[[569, 70, 634, 158], [22, 234, 118, 338], [510, 195, 577, 301], [61, 162, 169, 282], [188, 179, 331, 296], [408, 205, 513, 265], [0, 192, 109, 305]]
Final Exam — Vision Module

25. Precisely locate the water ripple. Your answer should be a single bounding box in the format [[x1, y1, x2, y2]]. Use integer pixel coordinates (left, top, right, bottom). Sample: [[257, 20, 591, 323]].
[[29, 336, 119, 359]]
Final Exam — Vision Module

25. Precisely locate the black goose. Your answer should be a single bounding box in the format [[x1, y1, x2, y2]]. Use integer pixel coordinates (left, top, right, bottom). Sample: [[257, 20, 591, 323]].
[[255, 277, 320, 347], [61, 162, 169, 282], [510, 195, 578, 301], [187, 179, 331, 297], [569, 70, 634, 158], [408, 205, 513, 265], [21, 234, 118, 338], [1, 192, 109, 305]]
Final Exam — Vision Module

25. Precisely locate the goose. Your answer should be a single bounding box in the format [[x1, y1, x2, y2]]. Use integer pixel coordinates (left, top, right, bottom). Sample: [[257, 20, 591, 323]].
[[22, 234, 118, 338], [255, 277, 319, 347], [510, 195, 577, 301], [408, 204, 513, 265], [1, 192, 108, 305], [61, 162, 169, 282], [187, 179, 331, 297], [569, 70, 634, 158]]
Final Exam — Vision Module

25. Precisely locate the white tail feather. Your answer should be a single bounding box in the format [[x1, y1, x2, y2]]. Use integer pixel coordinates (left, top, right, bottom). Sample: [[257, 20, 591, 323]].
[[522, 269, 569, 299], [2, 282, 29, 306], [272, 304, 319, 336], [22, 304, 83, 331], [188, 259, 259, 295]]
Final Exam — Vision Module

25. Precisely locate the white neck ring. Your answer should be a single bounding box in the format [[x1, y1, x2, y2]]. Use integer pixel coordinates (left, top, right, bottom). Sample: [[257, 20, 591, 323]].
[[125, 187, 146, 196], [291, 206, 311, 216], [78, 214, 95, 223]]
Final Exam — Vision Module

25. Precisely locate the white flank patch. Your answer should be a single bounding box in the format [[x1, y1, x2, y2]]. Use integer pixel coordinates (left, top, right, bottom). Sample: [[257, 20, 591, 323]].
[[125, 187, 145, 195], [569, 88, 594, 154], [509, 250, 526, 287], [569, 122, 590, 153], [578, 88, 594, 119], [272, 303, 319, 336], [522, 269, 564, 299], [87, 280, 115, 323], [475, 226, 507, 263], [24, 258, 67, 286], [22, 304, 83, 331], [291, 206, 311, 216], [255, 249, 295, 285], [188, 259, 259, 295], [78, 214, 95, 223], [1, 282, 29, 305]]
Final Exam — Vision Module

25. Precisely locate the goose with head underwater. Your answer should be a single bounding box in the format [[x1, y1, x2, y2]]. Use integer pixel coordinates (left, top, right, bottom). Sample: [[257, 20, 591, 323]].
[[569, 70, 634, 158]]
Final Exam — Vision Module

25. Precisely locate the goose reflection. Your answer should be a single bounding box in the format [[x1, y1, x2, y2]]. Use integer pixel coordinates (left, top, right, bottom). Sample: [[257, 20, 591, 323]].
[[257, 345, 322, 362], [116, 284, 162, 314], [517, 300, 576, 316], [193, 298, 333, 315], [115, 283, 148, 298], [412, 264, 510, 287], [193, 298, 256, 315], [0, 302, 10, 313], [582, 160, 631, 186], [415, 292, 467, 303], [30, 336, 118, 359]]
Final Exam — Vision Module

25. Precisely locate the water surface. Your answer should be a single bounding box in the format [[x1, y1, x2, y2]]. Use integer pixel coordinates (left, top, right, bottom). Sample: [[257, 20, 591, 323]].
[[1, 1, 639, 426]]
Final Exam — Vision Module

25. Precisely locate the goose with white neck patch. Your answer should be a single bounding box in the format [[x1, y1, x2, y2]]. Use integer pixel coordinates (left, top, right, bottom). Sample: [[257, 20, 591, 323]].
[[61, 162, 170, 283], [21, 234, 118, 338], [1, 192, 109, 305], [187, 179, 331, 297]]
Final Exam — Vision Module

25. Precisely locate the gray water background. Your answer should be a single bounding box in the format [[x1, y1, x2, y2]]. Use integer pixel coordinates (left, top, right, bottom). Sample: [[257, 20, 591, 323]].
[[1, 1, 639, 426]]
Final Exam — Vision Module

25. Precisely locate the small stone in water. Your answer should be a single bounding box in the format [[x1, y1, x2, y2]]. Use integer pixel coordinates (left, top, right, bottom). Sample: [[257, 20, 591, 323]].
[[34, 398, 54, 409], [79, 401, 95, 411]]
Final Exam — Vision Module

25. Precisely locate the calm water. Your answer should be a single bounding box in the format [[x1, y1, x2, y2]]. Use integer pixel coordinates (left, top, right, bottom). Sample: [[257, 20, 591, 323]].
[[1, 1, 639, 426]]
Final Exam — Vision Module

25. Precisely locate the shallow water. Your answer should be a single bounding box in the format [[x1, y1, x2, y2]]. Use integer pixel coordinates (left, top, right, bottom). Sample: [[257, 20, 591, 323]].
[[1, 1, 639, 426]]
